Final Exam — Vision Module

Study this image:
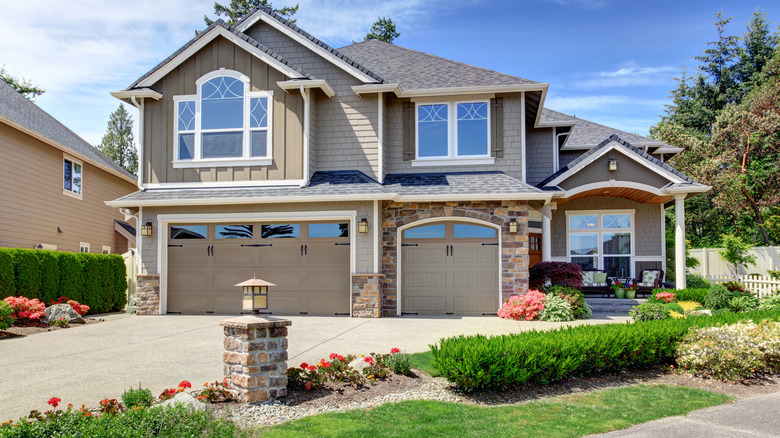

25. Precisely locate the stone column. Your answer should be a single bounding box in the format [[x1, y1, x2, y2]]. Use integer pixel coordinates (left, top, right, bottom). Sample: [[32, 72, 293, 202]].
[[134, 274, 160, 315], [674, 194, 687, 289], [352, 273, 384, 318], [220, 316, 291, 403]]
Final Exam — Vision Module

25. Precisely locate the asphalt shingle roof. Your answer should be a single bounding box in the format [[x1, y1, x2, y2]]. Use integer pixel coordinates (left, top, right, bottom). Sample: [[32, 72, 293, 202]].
[[0, 81, 134, 180], [540, 108, 665, 148], [384, 171, 544, 197], [337, 39, 539, 90]]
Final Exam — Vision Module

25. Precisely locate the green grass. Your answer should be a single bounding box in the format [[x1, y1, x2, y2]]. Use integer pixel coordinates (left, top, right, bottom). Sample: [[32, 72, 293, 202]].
[[258, 385, 732, 437], [409, 351, 438, 376]]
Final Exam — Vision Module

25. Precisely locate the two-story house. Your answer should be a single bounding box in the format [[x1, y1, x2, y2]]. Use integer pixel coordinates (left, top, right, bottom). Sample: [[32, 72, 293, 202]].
[[108, 6, 709, 317]]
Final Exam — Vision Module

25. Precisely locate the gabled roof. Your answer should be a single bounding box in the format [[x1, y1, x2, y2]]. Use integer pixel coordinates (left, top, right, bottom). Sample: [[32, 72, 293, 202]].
[[125, 20, 310, 90], [537, 108, 578, 126], [537, 134, 700, 190], [337, 39, 539, 91], [234, 6, 384, 83], [539, 108, 667, 149], [0, 81, 135, 183]]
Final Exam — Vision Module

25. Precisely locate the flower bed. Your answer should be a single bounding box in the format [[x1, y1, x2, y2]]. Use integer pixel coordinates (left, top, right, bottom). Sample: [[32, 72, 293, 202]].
[[497, 287, 590, 322], [287, 349, 412, 391]]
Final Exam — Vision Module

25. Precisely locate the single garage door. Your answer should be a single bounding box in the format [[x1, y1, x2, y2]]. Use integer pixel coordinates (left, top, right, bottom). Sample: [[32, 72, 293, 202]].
[[167, 222, 350, 315], [401, 221, 499, 315]]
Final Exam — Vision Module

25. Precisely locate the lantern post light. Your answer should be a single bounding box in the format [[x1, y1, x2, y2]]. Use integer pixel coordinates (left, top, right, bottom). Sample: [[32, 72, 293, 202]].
[[141, 222, 153, 237], [508, 220, 518, 234], [358, 217, 369, 233], [608, 159, 618, 172], [235, 276, 276, 315]]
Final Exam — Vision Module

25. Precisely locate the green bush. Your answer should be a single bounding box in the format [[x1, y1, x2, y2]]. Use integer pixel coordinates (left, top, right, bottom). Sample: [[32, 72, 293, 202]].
[[648, 288, 709, 305], [729, 295, 760, 313], [629, 303, 670, 322], [0, 405, 237, 437], [36, 251, 60, 304], [686, 274, 711, 289], [58, 253, 84, 303], [430, 309, 780, 392], [723, 281, 748, 293], [0, 251, 14, 296], [0, 300, 14, 330], [540, 294, 574, 322], [121, 386, 154, 409], [664, 303, 685, 314], [548, 286, 591, 319], [12, 249, 40, 298], [758, 293, 780, 311], [705, 284, 731, 310]]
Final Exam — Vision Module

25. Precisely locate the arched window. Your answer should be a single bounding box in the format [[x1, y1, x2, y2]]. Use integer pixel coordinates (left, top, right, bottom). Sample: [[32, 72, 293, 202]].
[[173, 69, 272, 167]]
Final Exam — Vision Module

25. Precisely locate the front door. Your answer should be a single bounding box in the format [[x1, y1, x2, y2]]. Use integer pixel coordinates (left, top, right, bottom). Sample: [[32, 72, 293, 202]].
[[529, 233, 542, 267]]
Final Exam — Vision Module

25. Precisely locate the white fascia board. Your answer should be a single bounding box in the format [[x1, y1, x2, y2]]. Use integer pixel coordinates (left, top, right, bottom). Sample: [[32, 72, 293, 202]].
[[110, 89, 163, 100], [0, 116, 136, 185], [394, 193, 553, 202], [277, 79, 335, 98], [562, 141, 667, 151], [652, 146, 684, 154], [137, 26, 303, 88], [238, 12, 377, 83], [396, 83, 547, 98], [106, 193, 396, 208], [663, 184, 712, 195], [532, 85, 549, 128], [352, 84, 401, 95]]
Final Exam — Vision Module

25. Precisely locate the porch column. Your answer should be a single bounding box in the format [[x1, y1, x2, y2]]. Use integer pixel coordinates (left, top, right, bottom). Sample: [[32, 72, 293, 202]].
[[541, 205, 552, 262], [674, 194, 687, 289]]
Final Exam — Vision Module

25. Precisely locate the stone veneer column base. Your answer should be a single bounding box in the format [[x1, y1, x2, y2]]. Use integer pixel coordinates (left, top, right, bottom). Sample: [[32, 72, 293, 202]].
[[220, 316, 291, 403], [352, 274, 384, 318], [134, 274, 160, 315]]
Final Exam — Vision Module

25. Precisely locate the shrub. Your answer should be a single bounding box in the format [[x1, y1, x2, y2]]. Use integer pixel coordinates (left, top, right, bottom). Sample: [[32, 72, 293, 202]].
[[0, 301, 14, 330], [430, 309, 780, 392], [675, 288, 710, 303], [678, 301, 703, 312], [676, 320, 780, 381], [758, 293, 780, 311], [121, 386, 154, 409], [3, 296, 45, 326], [686, 274, 711, 289], [664, 303, 685, 314], [36, 251, 60, 305], [655, 292, 676, 303], [0, 250, 15, 296], [723, 281, 749, 294], [529, 262, 583, 291], [49, 297, 90, 316], [705, 284, 731, 310], [540, 294, 574, 322], [548, 286, 591, 319], [629, 303, 670, 322], [385, 348, 413, 376], [729, 295, 760, 313], [57, 254, 84, 304], [12, 249, 40, 298], [497, 290, 546, 321]]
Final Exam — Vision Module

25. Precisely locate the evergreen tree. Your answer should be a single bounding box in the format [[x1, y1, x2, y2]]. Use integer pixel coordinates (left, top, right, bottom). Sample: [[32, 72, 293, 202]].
[[99, 105, 138, 176], [204, 0, 298, 27], [365, 17, 401, 44], [0, 66, 44, 101]]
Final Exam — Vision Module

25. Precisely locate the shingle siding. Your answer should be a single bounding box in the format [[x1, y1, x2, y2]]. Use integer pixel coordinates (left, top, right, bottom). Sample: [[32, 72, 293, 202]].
[[525, 127, 555, 186]]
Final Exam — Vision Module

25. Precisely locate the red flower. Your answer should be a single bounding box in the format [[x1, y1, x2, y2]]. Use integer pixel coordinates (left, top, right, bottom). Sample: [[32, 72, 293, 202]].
[[168, 388, 176, 396], [337, 355, 344, 361], [307, 365, 317, 371], [300, 362, 309, 369], [329, 353, 338, 360], [390, 348, 401, 354], [178, 380, 192, 389], [47, 397, 61, 408], [364, 356, 375, 365], [322, 361, 332, 369]]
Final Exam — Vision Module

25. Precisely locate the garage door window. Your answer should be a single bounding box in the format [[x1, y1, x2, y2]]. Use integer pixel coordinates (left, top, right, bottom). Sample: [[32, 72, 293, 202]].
[[216, 225, 253, 239], [453, 224, 496, 238], [171, 225, 207, 239], [404, 224, 445, 239], [261, 224, 300, 238], [309, 223, 348, 238]]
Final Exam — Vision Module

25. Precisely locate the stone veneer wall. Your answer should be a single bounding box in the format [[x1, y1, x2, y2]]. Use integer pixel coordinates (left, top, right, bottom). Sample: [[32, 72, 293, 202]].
[[351, 274, 384, 318], [135, 274, 160, 315], [381, 201, 529, 316]]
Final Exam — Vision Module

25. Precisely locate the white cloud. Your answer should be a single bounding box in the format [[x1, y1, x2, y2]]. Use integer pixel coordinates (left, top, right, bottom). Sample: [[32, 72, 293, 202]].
[[545, 94, 667, 113], [572, 62, 677, 89]]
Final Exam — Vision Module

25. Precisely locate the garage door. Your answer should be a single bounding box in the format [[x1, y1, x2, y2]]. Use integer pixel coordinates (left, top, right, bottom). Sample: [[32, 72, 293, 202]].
[[167, 222, 350, 315], [401, 222, 499, 315]]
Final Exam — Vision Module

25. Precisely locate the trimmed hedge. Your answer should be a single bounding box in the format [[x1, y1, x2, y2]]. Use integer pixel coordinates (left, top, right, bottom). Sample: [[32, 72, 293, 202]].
[[430, 309, 780, 392], [0, 248, 126, 314]]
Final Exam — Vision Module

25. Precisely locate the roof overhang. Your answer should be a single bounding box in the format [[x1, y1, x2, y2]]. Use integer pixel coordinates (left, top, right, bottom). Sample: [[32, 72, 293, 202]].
[[114, 221, 137, 246], [277, 79, 335, 98], [110, 88, 163, 101], [351, 83, 549, 99]]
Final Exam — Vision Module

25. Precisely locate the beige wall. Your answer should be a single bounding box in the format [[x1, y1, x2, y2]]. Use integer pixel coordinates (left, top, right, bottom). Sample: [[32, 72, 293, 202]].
[[143, 36, 304, 185], [0, 123, 137, 253]]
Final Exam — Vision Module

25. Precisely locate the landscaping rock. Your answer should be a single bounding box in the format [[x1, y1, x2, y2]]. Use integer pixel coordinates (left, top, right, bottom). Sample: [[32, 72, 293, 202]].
[[45, 304, 84, 324], [348, 357, 373, 373], [159, 392, 206, 412], [687, 309, 713, 316]]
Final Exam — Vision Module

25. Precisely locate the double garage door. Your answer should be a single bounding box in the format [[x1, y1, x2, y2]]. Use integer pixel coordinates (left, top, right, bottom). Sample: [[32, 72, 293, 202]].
[[167, 222, 350, 315]]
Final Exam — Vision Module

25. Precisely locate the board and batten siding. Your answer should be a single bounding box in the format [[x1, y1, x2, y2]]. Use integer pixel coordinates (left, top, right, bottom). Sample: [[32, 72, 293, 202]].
[[0, 122, 137, 253], [143, 36, 304, 185]]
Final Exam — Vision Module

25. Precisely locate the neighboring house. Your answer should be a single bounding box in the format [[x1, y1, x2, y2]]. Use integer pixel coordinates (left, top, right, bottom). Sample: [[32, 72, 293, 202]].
[[108, 6, 709, 317], [0, 81, 138, 255]]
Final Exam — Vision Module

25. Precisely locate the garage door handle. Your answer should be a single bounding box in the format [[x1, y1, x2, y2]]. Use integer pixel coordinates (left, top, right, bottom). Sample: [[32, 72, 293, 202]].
[[241, 244, 273, 247], [450, 245, 454, 256], [401, 243, 418, 247], [481, 243, 499, 246], [300, 245, 304, 256], [334, 243, 350, 246], [304, 244, 308, 255], [168, 244, 183, 248]]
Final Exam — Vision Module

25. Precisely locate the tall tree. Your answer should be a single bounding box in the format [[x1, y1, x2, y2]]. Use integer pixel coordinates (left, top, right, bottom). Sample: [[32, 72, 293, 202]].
[[99, 105, 138, 176], [0, 66, 44, 101], [365, 17, 400, 44], [734, 9, 780, 96], [204, 0, 298, 27]]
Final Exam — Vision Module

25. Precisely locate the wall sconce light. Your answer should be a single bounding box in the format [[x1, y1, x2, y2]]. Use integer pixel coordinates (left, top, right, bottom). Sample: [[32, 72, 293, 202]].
[[141, 222, 153, 237], [358, 218, 369, 233], [235, 275, 275, 315], [508, 220, 518, 234], [608, 159, 618, 172]]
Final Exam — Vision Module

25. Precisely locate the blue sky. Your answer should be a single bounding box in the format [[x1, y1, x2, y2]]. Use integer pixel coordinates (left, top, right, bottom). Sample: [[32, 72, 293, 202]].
[[2, 0, 779, 146]]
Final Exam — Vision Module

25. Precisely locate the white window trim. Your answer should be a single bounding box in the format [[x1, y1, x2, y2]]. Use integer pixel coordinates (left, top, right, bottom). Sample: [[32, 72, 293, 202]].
[[63, 155, 83, 199], [172, 69, 274, 168], [102, 245, 111, 254], [565, 210, 635, 278], [414, 99, 492, 164], [79, 242, 90, 253]]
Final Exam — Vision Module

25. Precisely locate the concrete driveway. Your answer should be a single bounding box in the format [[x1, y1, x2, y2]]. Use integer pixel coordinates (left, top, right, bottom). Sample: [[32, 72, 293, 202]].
[[0, 312, 628, 421]]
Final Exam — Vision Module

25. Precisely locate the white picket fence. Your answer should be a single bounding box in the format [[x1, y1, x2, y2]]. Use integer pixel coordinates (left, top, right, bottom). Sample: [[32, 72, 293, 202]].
[[704, 274, 780, 298]]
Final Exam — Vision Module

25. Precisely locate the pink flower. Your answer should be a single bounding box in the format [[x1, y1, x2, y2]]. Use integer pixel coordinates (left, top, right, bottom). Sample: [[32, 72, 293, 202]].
[[47, 397, 61, 408], [390, 348, 401, 354]]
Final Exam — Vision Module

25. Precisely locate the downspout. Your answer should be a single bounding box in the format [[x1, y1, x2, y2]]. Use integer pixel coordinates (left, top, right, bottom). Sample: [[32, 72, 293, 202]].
[[555, 132, 568, 170], [129, 96, 145, 191], [377, 93, 384, 183], [299, 85, 311, 187], [520, 92, 526, 183]]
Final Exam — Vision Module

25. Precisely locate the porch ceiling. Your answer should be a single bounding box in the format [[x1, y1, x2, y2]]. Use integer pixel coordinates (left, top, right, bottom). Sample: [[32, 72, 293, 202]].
[[555, 187, 673, 205]]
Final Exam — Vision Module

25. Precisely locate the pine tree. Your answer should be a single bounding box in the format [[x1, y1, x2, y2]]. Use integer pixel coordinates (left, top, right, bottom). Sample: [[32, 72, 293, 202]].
[[203, 0, 298, 27], [99, 105, 138, 176], [0, 66, 44, 101], [365, 17, 401, 44]]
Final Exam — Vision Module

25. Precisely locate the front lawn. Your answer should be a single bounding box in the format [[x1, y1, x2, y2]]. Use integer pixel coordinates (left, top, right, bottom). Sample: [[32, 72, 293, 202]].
[[409, 351, 437, 376], [259, 384, 732, 438]]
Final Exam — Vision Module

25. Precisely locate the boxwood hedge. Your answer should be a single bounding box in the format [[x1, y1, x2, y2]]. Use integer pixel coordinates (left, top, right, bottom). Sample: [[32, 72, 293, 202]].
[[430, 309, 780, 392], [0, 248, 126, 314]]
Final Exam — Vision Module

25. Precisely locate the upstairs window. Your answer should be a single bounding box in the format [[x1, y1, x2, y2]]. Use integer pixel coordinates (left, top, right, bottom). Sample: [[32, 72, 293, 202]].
[[174, 69, 272, 167], [416, 100, 490, 162], [63, 156, 83, 197]]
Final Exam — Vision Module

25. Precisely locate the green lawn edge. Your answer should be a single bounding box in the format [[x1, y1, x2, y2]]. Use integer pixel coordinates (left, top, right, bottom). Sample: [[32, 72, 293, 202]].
[[257, 384, 733, 438], [409, 351, 437, 376]]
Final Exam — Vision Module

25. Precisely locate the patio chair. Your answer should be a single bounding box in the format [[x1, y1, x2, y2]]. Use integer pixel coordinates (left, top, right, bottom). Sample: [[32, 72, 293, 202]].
[[634, 269, 664, 296], [580, 269, 611, 297]]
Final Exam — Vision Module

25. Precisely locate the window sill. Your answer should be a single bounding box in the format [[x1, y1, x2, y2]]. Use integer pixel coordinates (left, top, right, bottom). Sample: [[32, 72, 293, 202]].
[[63, 190, 83, 200], [173, 159, 273, 168], [411, 157, 495, 167]]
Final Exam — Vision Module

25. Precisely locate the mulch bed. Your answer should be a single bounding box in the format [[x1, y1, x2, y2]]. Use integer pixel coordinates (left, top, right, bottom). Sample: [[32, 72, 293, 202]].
[[0, 317, 105, 340]]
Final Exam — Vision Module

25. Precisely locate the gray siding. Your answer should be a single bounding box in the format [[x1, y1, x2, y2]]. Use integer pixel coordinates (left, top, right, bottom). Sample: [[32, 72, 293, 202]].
[[559, 151, 671, 191], [558, 150, 581, 169], [526, 127, 555, 185]]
